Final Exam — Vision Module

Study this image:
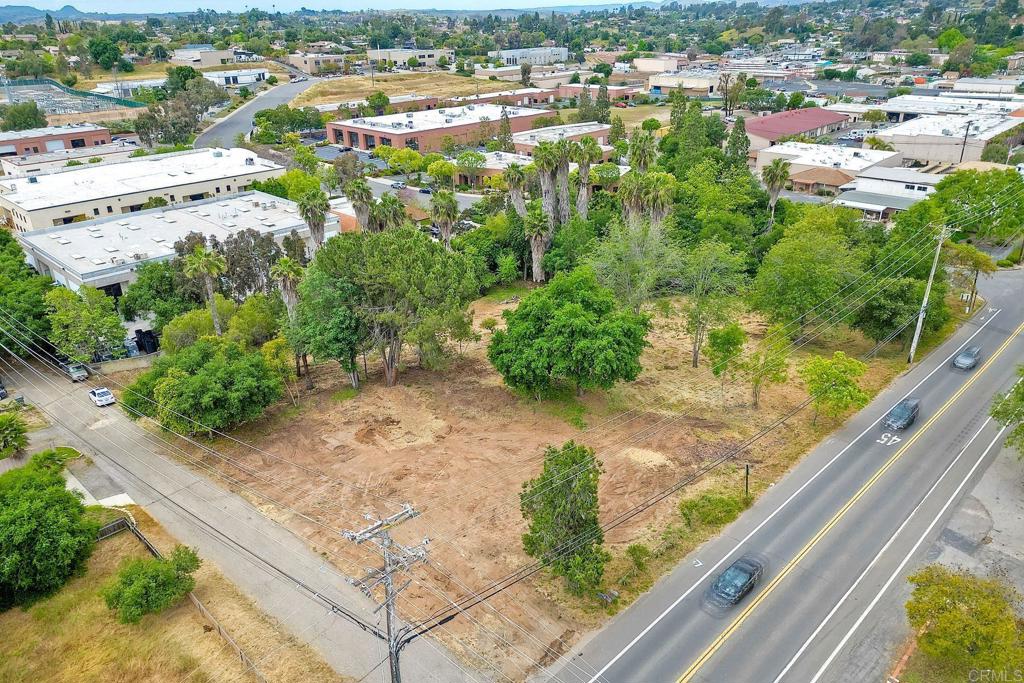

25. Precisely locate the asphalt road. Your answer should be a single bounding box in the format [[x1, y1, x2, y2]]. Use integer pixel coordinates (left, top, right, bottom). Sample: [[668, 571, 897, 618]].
[[0, 353, 478, 682], [552, 269, 1024, 683], [366, 175, 482, 211], [767, 79, 941, 98], [194, 76, 319, 149]]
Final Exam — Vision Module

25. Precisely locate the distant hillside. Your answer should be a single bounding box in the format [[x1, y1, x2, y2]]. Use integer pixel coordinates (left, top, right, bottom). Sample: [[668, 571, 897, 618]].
[[0, 4, 170, 23]]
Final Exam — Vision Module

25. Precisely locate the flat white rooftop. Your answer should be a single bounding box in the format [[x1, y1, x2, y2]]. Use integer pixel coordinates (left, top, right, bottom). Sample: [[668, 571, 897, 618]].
[[0, 148, 282, 212], [339, 104, 544, 134], [1, 140, 138, 170], [482, 150, 628, 175], [877, 114, 1024, 141], [763, 142, 898, 170], [203, 68, 268, 78], [18, 192, 336, 281], [449, 88, 554, 103], [856, 166, 942, 185], [828, 95, 1024, 117], [0, 122, 106, 143], [512, 122, 611, 144], [316, 93, 436, 112]]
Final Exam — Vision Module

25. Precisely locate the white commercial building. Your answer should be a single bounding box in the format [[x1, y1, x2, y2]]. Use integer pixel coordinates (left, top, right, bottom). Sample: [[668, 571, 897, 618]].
[[825, 94, 1024, 122], [487, 47, 569, 66], [633, 55, 687, 72], [171, 44, 236, 67], [951, 77, 1024, 95], [755, 142, 902, 194], [369, 48, 454, 67], [202, 68, 269, 87], [874, 114, 1024, 164], [17, 192, 341, 296], [93, 68, 270, 97], [834, 166, 942, 219], [0, 140, 139, 176], [0, 148, 284, 232]]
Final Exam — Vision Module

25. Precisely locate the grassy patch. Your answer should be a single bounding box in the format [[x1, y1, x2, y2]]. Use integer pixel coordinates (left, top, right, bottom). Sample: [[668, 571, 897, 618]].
[[558, 103, 672, 130], [898, 650, 963, 683], [292, 71, 514, 107], [331, 387, 359, 402], [482, 281, 532, 303], [679, 491, 750, 528]]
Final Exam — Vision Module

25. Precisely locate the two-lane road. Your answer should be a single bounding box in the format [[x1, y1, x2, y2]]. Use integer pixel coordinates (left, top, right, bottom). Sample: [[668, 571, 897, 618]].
[[554, 269, 1024, 683]]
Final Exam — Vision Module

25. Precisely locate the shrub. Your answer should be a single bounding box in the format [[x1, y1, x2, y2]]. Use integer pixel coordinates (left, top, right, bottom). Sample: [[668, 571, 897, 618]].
[[626, 543, 651, 572], [998, 258, 1015, 268], [496, 251, 519, 284], [0, 450, 97, 609], [481, 317, 498, 333], [679, 492, 748, 529], [0, 412, 28, 460], [103, 545, 201, 624]]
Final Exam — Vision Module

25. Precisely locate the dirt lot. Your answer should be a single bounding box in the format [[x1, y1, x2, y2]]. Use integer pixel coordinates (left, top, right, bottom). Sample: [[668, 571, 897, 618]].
[[139, 283, 967, 681], [0, 505, 343, 683], [291, 71, 518, 107]]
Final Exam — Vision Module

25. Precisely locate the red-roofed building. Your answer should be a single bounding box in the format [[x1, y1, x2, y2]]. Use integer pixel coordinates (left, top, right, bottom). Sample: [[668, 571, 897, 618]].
[[745, 109, 849, 152]]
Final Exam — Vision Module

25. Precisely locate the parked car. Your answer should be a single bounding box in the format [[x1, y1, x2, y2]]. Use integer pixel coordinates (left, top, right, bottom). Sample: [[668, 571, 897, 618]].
[[419, 187, 433, 194], [62, 363, 89, 382], [0, 381, 7, 400], [390, 181, 407, 190], [88, 387, 116, 407], [951, 346, 981, 371], [614, 101, 628, 108], [711, 557, 764, 605], [883, 397, 920, 431]]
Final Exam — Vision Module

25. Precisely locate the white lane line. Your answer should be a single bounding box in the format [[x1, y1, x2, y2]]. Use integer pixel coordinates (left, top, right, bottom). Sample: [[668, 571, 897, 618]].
[[803, 420, 1012, 683], [581, 310, 1003, 683], [773, 386, 1015, 682]]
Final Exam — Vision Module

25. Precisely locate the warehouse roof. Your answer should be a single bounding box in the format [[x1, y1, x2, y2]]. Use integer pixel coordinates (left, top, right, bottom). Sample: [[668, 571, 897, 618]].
[[337, 104, 545, 133], [745, 108, 849, 142]]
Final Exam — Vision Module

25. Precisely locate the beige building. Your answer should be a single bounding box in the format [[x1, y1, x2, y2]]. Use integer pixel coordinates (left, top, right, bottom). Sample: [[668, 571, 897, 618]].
[[0, 148, 284, 232], [754, 142, 902, 194], [874, 114, 1024, 164], [633, 55, 687, 72], [0, 140, 139, 176], [648, 72, 717, 97], [369, 48, 454, 67], [171, 45, 236, 67], [288, 52, 347, 74]]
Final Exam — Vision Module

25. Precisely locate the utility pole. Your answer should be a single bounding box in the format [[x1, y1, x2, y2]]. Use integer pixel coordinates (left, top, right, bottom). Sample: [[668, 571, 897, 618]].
[[907, 228, 946, 365], [344, 505, 428, 683], [959, 120, 972, 164]]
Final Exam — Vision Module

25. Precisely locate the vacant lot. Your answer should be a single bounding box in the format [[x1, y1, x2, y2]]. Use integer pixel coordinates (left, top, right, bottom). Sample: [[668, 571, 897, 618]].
[[140, 283, 970, 681], [291, 71, 517, 107], [0, 506, 343, 683], [558, 102, 672, 130]]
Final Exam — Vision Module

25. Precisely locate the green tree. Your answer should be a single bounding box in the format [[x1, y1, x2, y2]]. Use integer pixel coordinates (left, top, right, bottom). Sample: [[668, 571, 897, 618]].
[[707, 322, 746, 399], [724, 116, 749, 165], [0, 230, 51, 353], [945, 241, 996, 310], [628, 129, 657, 173], [520, 62, 532, 86], [488, 267, 650, 397], [367, 91, 390, 115], [572, 137, 602, 219], [345, 178, 373, 231], [587, 219, 678, 314], [297, 188, 330, 254], [851, 277, 920, 344], [863, 109, 887, 124], [932, 169, 1024, 242], [761, 158, 790, 228], [427, 159, 456, 189], [226, 293, 281, 349], [752, 209, 861, 338], [88, 36, 121, 69], [641, 117, 661, 132], [0, 413, 27, 460], [45, 286, 125, 363], [183, 247, 227, 336], [990, 364, 1024, 454], [798, 351, 868, 423], [103, 546, 201, 624], [389, 147, 423, 178], [521, 440, 608, 596], [864, 136, 895, 151], [309, 227, 478, 386], [295, 265, 367, 389], [678, 240, 746, 367], [1, 101, 46, 131], [456, 150, 486, 187], [159, 297, 237, 354], [0, 450, 98, 609], [430, 189, 459, 251], [906, 565, 1024, 672], [164, 65, 201, 95], [503, 163, 527, 217], [740, 325, 789, 409], [609, 115, 626, 144]]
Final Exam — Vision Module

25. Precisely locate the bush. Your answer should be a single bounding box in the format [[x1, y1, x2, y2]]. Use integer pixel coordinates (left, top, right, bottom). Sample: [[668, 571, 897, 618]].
[[0, 412, 28, 460], [496, 251, 519, 284], [0, 450, 98, 609], [103, 545, 201, 624], [998, 258, 1015, 268], [679, 492, 748, 529]]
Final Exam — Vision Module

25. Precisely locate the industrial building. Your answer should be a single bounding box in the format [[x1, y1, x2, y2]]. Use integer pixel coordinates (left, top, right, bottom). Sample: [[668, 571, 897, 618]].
[[0, 123, 111, 158], [754, 142, 902, 194], [368, 48, 455, 68], [648, 72, 718, 97], [486, 47, 569, 66], [511, 122, 614, 158], [745, 108, 850, 151], [171, 44, 236, 67], [288, 52, 347, 74], [834, 167, 942, 220], [0, 140, 139, 176], [326, 104, 548, 152], [0, 147, 284, 232], [873, 114, 1024, 164], [16, 192, 342, 296]]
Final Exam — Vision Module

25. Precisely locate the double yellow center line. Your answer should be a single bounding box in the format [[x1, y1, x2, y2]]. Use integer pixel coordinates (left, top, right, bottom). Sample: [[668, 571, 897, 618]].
[[677, 318, 1024, 683]]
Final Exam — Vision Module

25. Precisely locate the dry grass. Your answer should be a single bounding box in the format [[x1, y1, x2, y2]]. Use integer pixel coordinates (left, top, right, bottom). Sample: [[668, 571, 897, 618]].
[[558, 103, 671, 130], [291, 71, 514, 107], [0, 506, 346, 683]]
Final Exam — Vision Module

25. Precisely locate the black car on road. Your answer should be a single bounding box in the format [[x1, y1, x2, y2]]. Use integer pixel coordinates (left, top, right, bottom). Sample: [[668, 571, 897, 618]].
[[951, 346, 981, 371], [883, 397, 920, 431], [710, 557, 764, 605]]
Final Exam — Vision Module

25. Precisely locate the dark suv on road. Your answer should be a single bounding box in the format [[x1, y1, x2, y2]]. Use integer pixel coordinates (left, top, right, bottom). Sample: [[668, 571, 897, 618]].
[[883, 397, 920, 431], [710, 557, 764, 605], [951, 346, 981, 371]]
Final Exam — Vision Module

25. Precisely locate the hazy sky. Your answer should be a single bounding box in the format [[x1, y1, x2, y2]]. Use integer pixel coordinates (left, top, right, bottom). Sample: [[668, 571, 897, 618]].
[[46, 0, 628, 12]]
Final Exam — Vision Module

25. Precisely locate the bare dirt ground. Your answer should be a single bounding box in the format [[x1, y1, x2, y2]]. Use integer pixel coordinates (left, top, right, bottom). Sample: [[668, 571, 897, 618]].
[[142, 285, 955, 681], [291, 72, 523, 108]]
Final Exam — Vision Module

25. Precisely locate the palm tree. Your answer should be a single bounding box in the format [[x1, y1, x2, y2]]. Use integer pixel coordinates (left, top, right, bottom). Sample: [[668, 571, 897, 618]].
[[645, 171, 679, 228], [864, 136, 895, 151], [431, 189, 459, 250], [629, 129, 657, 173], [617, 171, 646, 226], [532, 141, 560, 231], [523, 205, 549, 283], [554, 139, 572, 227], [344, 178, 373, 231], [761, 158, 791, 228], [503, 163, 527, 217], [270, 256, 313, 388], [183, 246, 227, 335], [297, 188, 330, 255], [371, 192, 406, 232], [572, 136, 602, 220]]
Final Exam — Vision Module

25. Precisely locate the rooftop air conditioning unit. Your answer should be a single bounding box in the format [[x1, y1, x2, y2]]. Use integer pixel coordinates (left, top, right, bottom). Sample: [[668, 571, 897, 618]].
[[467, 104, 475, 110], [406, 113, 414, 118], [213, 150, 223, 157], [27, 176, 37, 184], [445, 118, 453, 123], [244, 158, 255, 166], [252, 200, 260, 207]]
